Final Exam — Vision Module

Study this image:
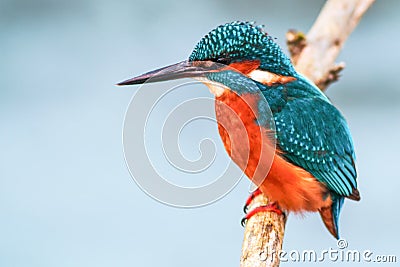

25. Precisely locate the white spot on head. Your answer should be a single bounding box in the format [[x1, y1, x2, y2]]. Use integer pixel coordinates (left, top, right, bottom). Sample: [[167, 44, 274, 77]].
[[248, 69, 277, 84], [248, 69, 296, 85]]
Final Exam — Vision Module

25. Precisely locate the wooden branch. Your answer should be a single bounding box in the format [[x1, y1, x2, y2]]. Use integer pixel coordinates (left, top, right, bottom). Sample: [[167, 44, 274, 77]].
[[292, 0, 376, 90], [240, 1, 375, 266], [240, 194, 286, 267]]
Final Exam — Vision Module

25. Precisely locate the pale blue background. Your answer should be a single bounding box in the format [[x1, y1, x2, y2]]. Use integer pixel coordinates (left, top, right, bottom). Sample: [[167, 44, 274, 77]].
[[1, 0, 399, 266]]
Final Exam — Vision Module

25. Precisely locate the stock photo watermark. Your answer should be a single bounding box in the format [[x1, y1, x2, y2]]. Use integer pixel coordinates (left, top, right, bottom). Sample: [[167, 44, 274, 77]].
[[259, 239, 397, 264], [122, 62, 276, 207]]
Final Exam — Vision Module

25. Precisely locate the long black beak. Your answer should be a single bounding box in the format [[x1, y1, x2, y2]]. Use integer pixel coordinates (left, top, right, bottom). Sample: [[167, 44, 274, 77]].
[[117, 60, 218, 86]]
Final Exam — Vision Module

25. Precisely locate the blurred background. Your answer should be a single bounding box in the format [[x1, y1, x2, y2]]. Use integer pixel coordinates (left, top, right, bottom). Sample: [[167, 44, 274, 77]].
[[1, 0, 399, 266]]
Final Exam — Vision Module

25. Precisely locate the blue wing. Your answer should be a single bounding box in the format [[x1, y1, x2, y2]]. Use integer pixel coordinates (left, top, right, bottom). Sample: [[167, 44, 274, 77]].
[[271, 96, 359, 199]]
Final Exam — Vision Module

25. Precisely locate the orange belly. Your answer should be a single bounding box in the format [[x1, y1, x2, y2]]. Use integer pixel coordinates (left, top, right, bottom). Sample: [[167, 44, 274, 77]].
[[215, 90, 331, 212], [260, 153, 331, 212]]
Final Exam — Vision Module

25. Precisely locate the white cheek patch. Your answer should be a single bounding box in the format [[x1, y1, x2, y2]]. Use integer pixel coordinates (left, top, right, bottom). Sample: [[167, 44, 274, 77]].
[[248, 69, 296, 86], [194, 70, 296, 96], [248, 69, 277, 84]]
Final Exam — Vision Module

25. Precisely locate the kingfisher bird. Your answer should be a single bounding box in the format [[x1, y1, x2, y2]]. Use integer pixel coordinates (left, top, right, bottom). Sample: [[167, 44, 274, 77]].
[[118, 21, 360, 239]]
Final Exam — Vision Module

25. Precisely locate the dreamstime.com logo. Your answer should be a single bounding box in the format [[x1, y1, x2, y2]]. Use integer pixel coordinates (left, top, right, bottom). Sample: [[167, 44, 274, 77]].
[[122, 62, 276, 207], [259, 239, 397, 264]]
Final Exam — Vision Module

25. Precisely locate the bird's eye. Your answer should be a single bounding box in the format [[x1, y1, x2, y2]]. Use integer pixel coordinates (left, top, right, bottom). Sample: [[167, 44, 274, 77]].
[[216, 57, 231, 65]]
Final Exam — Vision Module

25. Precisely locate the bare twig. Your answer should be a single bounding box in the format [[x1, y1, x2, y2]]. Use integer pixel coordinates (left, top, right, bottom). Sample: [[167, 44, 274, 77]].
[[295, 0, 376, 90], [240, 1, 375, 266], [286, 29, 307, 65]]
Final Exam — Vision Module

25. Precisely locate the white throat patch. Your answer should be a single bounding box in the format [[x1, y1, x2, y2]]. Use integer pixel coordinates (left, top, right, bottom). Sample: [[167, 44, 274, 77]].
[[196, 78, 228, 97]]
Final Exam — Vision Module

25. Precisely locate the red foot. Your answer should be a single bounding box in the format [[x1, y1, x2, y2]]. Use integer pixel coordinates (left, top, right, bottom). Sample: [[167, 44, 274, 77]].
[[243, 188, 263, 213], [241, 203, 283, 226]]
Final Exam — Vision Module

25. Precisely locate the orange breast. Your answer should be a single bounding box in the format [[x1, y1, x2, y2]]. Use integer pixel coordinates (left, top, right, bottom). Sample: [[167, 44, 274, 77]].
[[215, 90, 331, 212]]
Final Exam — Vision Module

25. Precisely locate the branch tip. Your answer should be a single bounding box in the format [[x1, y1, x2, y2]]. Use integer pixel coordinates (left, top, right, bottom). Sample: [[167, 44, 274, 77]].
[[317, 62, 346, 91], [286, 29, 307, 65]]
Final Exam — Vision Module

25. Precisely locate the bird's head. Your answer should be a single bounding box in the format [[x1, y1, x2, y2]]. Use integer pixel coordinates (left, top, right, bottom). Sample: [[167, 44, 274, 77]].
[[118, 22, 298, 94]]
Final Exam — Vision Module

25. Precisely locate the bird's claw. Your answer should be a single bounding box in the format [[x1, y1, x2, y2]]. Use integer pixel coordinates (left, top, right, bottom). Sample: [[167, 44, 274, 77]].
[[241, 202, 283, 227], [241, 217, 247, 227], [243, 188, 263, 214]]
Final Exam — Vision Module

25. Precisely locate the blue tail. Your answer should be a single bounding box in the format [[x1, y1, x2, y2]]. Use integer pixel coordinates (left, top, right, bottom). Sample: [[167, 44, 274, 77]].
[[319, 195, 344, 239]]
